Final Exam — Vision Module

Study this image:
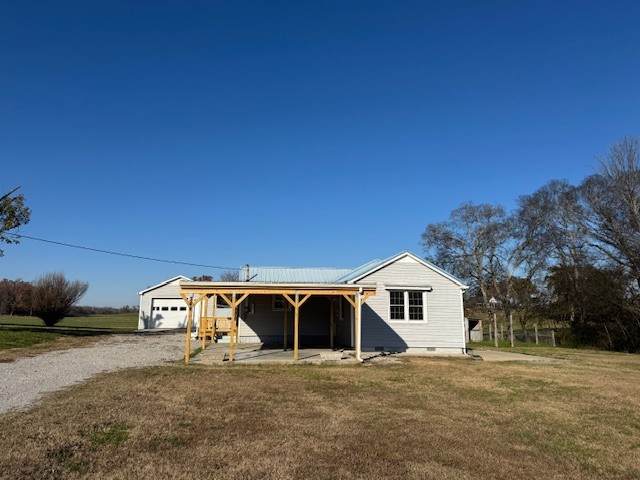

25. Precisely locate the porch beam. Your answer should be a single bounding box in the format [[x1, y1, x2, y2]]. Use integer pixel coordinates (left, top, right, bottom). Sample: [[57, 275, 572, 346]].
[[361, 290, 375, 305], [342, 294, 356, 308], [181, 288, 376, 297], [217, 292, 232, 307], [282, 293, 295, 306], [298, 294, 311, 307]]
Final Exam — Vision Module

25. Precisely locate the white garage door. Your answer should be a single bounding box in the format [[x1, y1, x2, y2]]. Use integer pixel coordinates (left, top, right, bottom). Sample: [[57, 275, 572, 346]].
[[151, 298, 188, 329]]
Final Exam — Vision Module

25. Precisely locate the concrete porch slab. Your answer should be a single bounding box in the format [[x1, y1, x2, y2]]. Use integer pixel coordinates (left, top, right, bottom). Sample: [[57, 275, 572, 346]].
[[194, 342, 360, 364]]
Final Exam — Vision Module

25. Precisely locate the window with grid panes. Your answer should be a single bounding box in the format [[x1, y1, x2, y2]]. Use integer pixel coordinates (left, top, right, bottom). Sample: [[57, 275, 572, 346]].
[[389, 290, 426, 321], [389, 291, 405, 320]]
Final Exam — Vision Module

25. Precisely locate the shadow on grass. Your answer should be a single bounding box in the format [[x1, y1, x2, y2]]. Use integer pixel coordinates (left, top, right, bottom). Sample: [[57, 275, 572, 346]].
[[0, 325, 123, 337]]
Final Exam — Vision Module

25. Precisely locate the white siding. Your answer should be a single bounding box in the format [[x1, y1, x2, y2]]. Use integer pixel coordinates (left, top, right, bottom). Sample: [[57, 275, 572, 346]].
[[138, 279, 188, 329], [355, 255, 465, 353], [139, 279, 233, 330]]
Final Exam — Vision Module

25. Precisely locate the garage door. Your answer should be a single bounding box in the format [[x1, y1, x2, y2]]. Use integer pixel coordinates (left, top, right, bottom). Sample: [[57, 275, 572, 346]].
[[150, 298, 188, 329]]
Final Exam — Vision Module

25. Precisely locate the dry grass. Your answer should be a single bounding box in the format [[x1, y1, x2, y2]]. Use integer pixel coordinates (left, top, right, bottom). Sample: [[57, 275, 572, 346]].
[[1, 349, 640, 479]]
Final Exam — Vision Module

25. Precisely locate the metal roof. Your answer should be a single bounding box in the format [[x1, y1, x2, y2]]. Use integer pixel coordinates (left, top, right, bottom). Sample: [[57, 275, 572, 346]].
[[335, 258, 383, 283], [242, 266, 353, 284]]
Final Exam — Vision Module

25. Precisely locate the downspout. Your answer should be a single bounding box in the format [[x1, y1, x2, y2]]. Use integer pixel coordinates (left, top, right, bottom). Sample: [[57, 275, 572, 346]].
[[460, 288, 467, 355]]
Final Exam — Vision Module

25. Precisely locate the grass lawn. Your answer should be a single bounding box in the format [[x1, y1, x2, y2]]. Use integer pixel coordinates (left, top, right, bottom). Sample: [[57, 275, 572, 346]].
[[1, 349, 640, 479], [0, 313, 138, 361]]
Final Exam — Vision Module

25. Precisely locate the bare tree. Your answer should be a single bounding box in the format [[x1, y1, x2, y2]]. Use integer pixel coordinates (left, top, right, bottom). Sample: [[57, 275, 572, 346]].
[[219, 270, 240, 282], [32, 273, 89, 326], [518, 180, 592, 324], [422, 202, 508, 305], [581, 136, 640, 286]]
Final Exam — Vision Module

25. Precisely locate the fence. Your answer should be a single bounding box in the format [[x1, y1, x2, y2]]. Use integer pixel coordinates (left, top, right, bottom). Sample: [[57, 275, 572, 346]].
[[480, 326, 568, 347]]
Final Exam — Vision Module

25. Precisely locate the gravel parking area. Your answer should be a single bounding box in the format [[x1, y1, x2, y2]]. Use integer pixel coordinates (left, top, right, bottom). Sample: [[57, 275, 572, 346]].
[[0, 333, 185, 414]]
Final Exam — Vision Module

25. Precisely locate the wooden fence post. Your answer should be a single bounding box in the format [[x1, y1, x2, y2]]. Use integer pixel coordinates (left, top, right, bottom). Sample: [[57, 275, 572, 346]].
[[535, 325, 539, 345], [509, 312, 514, 348], [551, 329, 556, 347]]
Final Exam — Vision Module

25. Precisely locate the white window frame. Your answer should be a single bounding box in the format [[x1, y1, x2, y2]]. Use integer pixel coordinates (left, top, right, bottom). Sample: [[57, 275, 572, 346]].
[[387, 289, 428, 323]]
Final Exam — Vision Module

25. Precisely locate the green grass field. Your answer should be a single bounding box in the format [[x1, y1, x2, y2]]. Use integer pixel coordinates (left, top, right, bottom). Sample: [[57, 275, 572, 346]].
[[0, 313, 138, 330], [0, 313, 138, 360]]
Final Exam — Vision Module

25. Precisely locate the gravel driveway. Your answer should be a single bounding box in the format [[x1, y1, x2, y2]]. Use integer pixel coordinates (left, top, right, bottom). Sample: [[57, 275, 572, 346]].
[[0, 333, 186, 415]]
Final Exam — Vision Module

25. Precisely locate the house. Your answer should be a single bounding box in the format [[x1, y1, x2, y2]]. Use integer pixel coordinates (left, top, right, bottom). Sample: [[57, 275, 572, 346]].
[[139, 251, 468, 361]]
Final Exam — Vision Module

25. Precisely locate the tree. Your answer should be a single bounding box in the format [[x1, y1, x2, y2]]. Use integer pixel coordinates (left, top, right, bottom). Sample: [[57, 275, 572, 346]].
[[219, 270, 240, 282], [581, 136, 640, 286], [546, 264, 639, 351], [518, 180, 592, 324], [0, 187, 31, 257], [421, 202, 509, 304], [192, 275, 213, 281], [31, 273, 89, 326]]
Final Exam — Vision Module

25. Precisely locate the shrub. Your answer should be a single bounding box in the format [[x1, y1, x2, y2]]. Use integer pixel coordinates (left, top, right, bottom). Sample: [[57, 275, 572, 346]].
[[32, 272, 88, 326]]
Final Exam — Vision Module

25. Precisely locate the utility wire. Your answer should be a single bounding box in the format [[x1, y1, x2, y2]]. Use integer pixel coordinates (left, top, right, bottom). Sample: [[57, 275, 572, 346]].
[[4, 232, 240, 270]]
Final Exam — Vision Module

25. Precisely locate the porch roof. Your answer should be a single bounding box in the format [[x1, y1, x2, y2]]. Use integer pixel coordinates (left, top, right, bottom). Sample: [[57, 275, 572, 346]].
[[178, 280, 377, 295]]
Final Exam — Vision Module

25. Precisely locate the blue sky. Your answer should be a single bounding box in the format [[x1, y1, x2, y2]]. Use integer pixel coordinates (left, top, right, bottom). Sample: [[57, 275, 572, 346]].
[[1, 1, 639, 306]]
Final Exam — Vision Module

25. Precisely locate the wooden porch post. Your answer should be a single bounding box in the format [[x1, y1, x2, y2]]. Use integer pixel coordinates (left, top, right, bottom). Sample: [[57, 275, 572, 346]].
[[201, 295, 209, 349], [235, 295, 242, 346], [330, 297, 335, 350], [229, 292, 236, 363], [283, 309, 288, 351], [184, 296, 193, 364], [294, 292, 300, 361], [212, 294, 217, 339]]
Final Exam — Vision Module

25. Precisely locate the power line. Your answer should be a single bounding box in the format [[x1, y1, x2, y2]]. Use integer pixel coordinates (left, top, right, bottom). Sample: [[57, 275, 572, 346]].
[[4, 232, 240, 270]]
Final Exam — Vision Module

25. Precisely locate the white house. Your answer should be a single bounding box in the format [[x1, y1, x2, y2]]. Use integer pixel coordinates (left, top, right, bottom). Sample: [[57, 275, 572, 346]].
[[139, 251, 469, 356]]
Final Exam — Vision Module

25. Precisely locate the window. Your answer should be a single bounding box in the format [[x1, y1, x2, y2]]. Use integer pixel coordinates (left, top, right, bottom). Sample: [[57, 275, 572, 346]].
[[179, 306, 187, 311], [389, 291, 405, 320], [170, 306, 178, 311], [389, 290, 427, 322], [161, 306, 169, 311], [272, 295, 291, 311], [408, 291, 424, 320]]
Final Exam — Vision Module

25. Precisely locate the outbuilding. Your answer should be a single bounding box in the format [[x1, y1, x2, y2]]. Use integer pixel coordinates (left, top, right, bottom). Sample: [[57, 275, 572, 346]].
[[138, 275, 192, 330]]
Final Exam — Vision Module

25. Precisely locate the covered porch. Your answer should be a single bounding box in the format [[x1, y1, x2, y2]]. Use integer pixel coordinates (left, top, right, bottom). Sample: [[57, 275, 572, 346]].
[[178, 281, 376, 363]]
